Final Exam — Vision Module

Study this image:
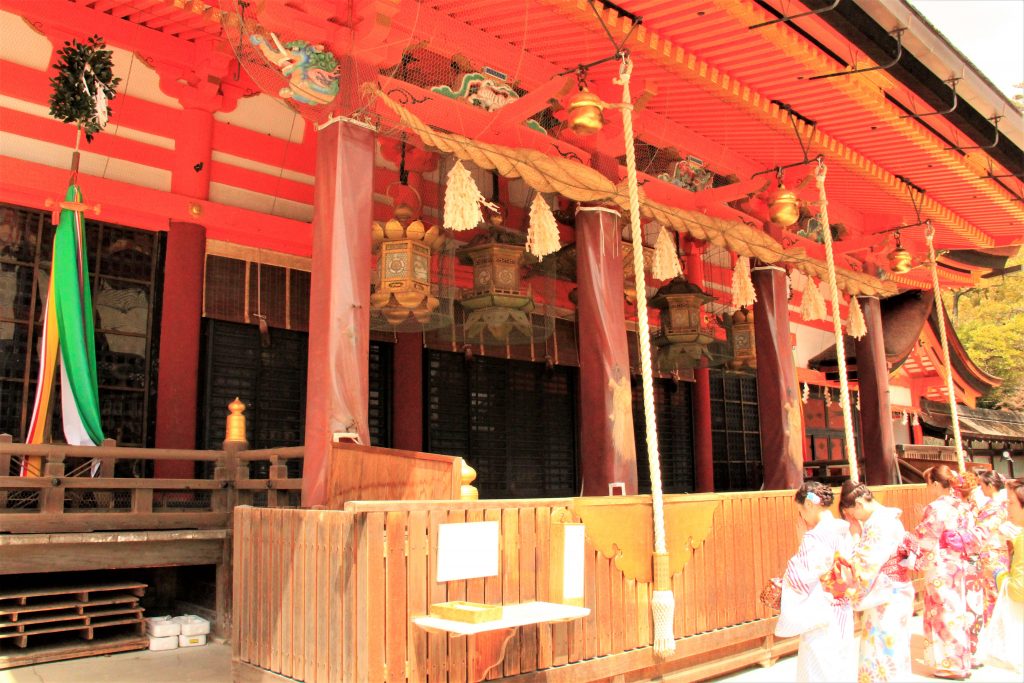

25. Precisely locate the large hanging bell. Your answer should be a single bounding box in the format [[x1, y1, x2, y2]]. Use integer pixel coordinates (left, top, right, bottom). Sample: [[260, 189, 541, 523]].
[[888, 247, 913, 273], [768, 184, 800, 227], [566, 89, 605, 136]]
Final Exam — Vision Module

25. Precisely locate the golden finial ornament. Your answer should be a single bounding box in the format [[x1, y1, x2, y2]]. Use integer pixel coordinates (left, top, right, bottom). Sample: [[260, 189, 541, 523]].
[[225, 397, 247, 443]]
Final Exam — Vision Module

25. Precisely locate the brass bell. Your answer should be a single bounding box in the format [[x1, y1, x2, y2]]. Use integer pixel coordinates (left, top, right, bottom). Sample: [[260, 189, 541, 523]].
[[888, 247, 913, 273], [566, 89, 605, 136], [768, 184, 800, 227]]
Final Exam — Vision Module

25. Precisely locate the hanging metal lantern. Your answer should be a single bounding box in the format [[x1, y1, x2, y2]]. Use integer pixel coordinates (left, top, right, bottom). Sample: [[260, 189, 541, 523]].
[[370, 204, 445, 326], [649, 279, 717, 368], [457, 226, 535, 342], [768, 183, 800, 227], [729, 307, 756, 370], [887, 231, 913, 273], [566, 89, 605, 136]]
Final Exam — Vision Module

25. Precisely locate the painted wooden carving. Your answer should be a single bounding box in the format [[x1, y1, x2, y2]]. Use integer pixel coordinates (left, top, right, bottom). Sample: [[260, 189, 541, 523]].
[[572, 495, 720, 583]]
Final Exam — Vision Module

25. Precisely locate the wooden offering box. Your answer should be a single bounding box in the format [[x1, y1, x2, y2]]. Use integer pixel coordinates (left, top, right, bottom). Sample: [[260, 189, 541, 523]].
[[428, 601, 503, 624]]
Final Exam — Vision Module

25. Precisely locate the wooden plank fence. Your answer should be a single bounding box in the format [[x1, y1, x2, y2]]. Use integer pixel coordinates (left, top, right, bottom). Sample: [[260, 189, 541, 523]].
[[233, 484, 935, 682]]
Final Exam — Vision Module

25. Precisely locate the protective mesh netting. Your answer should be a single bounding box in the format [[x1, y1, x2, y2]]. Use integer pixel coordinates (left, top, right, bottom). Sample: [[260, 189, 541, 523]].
[[218, 0, 752, 364]]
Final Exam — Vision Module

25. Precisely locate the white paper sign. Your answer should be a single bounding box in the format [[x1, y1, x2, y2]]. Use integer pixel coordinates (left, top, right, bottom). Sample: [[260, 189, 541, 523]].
[[562, 524, 585, 602], [436, 521, 500, 582]]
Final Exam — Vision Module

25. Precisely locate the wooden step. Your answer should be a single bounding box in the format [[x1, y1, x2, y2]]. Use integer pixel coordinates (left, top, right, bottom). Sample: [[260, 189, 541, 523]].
[[0, 582, 146, 603], [0, 633, 148, 670], [0, 614, 144, 647], [0, 594, 140, 619], [0, 605, 144, 631]]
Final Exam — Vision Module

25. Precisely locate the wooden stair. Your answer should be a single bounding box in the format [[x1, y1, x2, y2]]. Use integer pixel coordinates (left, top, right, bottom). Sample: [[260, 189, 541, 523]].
[[0, 582, 148, 669]]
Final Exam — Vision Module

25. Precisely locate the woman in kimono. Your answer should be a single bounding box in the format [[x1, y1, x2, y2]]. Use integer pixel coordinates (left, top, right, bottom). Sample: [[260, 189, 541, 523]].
[[976, 470, 1014, 625], [954, 472, 987, 665], [914, 465, 977, 680], [776, 481, 855, 682], [838, 481, 915, 683]]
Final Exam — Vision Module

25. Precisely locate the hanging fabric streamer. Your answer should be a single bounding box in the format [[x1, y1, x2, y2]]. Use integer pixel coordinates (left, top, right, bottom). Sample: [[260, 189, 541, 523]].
[[731, 255, 756, 309], [815, 160, 860, 483], [443, 159, 485, 231], [651, 225, 682, 280], [526, 193, 561, 258], [924, 223, 965, 472], [847, 295, 867, 340], [800, 275, 827, 321], [616, 54, 676, 658]]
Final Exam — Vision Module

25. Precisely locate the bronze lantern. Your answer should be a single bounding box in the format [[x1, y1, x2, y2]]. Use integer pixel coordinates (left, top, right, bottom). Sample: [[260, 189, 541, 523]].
[[370, 204, 446, 326], [728, 307, 756, 370], [457, 227, 535, 342], [768, 183, 800, 227], [566, 89, 605, 136], [649, 279, 717, 369]]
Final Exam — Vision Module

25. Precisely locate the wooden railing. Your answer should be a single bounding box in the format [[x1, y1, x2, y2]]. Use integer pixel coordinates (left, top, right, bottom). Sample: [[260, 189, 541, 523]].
[[0, 434, 303, 534], [233, 484, 935, 683]]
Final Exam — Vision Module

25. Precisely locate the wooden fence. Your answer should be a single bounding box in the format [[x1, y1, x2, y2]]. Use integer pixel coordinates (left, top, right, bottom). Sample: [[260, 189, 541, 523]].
[[0, 435, 303, 534], [233, 484, 935, 683]]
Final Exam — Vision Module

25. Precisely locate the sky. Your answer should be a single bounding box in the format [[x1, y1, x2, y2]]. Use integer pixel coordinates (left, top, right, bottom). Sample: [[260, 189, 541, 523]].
[[907, 0, 1024, 100]]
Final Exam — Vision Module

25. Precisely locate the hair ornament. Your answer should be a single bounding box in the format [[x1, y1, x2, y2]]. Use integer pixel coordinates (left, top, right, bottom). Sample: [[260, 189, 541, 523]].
[[806, 491, 821, 505]]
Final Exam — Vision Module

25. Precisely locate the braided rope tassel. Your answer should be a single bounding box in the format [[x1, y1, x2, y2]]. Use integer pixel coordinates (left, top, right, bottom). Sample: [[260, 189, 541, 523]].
[[652, 225, 683, 280], [815, 162, 860, 483], [444, 160, 485, 231], [925, 224, 966, 472], [731, 256, 757, 309], [847, 295, 867, 340], [800, 274, 827, 321], [616, 55, 675, 657], [527, 193, 561, 258]]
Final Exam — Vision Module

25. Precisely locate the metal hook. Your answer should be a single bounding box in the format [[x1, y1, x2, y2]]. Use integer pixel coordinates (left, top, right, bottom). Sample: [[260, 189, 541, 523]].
[[748, 0, 841, 30], [947, 115, 1002, 152], [810, 28, 904, 81], [900, 78, 960, 119]]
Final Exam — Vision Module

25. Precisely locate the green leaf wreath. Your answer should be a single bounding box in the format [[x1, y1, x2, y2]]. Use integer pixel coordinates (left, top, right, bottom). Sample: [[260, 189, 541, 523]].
[[48, 35, 121, 143]]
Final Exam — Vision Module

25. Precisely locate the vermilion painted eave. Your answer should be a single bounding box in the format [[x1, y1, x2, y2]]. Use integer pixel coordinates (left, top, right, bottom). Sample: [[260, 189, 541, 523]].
[[0, 155, 313, 257]]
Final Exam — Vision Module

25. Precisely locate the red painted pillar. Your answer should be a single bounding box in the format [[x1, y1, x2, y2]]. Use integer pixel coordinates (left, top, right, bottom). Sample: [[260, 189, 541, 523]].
[[685, 240, 714, 492], [752, 263, 803, 490], [154, 222, 205, 475], [302, 122, 374, 507], [170, 108, 213, 200], [576, 205, 638, 495], [153, 105, 213, 475], [391, 333, 423, 452], [855, 296, 897, 484]]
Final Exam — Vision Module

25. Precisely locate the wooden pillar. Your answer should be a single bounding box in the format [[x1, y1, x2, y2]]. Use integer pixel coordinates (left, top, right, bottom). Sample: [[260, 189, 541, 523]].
[[170, 108, 213, 200], [392, 333, 423, 452], [855, 296, 897, 484], [685, 240, 714, 492], [752, 264, 803, 490], [576, 205, 638, 495], [302, 121, 374, 508], [154, 222, 205, 476]]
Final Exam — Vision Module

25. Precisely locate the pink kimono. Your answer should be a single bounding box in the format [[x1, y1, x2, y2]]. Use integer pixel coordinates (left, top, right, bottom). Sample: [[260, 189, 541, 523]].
[[914, 493, 977, 676]]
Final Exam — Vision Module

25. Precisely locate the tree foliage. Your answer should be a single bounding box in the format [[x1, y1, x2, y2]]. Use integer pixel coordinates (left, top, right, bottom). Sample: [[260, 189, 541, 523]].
[[948, 254, 1024, 409]]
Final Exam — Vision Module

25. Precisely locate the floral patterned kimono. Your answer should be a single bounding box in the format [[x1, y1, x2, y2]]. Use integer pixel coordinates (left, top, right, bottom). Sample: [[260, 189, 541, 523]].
[[776, 515, 856, 683], [961, 490, 988, 659], [915, 493, 977, 677], [976, 490, 1014, 623], [849, 506, 915, 683]]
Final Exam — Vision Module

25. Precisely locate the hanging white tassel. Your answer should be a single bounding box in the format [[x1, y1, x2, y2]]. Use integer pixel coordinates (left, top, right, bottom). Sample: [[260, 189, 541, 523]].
[[651, 226, 682, 280], [901, 411, 909, 426], [731, 256, 756, 309], [847, 295, 867, 339], [652, 588, 676, 657], [443, 160, 485, 231], [526, 193, 561, 258], [802, 382, 810, 405], [800, 277, 827, 321]]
